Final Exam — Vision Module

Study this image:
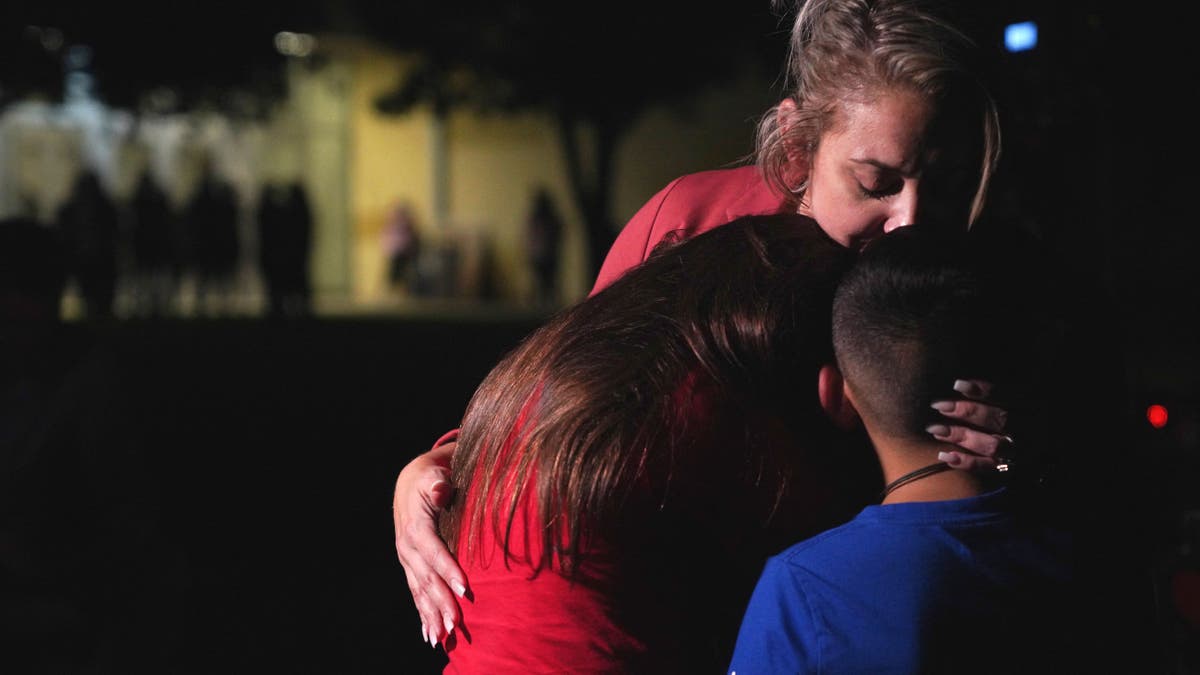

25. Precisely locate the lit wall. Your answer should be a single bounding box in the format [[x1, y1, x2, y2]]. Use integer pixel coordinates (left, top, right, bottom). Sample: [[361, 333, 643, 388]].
[[340, 39, 777, 307], [341, 42, 436, 305], [344, 41, 588, 306]]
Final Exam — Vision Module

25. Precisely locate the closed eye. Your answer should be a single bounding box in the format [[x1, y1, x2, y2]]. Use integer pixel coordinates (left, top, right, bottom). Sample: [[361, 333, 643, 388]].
[[857, 181, 901, 199]]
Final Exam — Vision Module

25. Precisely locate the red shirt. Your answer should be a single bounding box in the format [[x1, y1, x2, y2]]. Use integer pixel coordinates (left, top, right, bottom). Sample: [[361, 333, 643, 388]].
[[444, 386, 651, 673], [591, 166, 788, 294]]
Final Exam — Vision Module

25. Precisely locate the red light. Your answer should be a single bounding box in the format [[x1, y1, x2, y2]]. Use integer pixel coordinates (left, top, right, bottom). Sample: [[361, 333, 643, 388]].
[[1147, 404, 1169, 429]]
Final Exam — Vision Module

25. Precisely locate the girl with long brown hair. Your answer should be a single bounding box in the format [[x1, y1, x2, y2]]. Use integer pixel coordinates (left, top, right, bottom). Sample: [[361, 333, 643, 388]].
[[440, 214, 871, 672]]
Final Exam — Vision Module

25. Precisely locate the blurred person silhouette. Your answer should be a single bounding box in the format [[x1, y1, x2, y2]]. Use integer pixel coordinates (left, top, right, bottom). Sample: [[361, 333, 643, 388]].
[[382, 201, 421, 295], [128, 170, 177, 317], [524, 188, 563, 307], [56, 169, 119, 320], [256, 181, 314, 318], [184, 158, 240, 316], [0, 217, 188, 671], [728, 226, 1074, 674]]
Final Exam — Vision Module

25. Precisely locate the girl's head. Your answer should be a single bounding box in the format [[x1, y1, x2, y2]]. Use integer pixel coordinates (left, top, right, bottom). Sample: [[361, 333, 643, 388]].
[[756, 0, 1001, 248], [446, 214, 862, 573]]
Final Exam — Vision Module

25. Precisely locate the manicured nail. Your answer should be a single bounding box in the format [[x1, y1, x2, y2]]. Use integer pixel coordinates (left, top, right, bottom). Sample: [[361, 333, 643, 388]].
[[926, 424, 950, 438], [930, 401, 956, 413], [429, 627, 438, 648], [421, 623, 428, 644], [937, 451, 959, 466], [443, 614, 455, 636], [952, 379, 977, 396], [451, 580, 467, 598]]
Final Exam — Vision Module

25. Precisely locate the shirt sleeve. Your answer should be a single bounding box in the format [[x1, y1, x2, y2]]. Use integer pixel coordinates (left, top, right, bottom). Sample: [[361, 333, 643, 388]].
[[431, 428, 459, 451], [590, 175, 686, 296], [727, 557, 819, 674]]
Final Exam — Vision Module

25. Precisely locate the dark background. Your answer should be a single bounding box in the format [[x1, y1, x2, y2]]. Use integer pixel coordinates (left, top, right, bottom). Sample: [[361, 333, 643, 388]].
[[7, 316, 544, 673], [2, 1, 1199, 673]]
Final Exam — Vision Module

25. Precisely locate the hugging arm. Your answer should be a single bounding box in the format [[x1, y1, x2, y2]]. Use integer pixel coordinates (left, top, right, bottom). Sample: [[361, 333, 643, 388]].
[[393, 436, 465, 647]]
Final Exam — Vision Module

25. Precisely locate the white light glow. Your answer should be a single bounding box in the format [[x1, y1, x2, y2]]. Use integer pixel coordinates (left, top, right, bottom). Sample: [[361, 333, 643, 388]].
[[274, 31, 316, 58]]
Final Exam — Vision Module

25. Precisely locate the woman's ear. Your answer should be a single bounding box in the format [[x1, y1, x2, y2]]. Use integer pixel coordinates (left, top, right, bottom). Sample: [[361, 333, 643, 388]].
[[776, 98, 811, 187], [818, 364, 860, 431], [776, 96, 798, 121]]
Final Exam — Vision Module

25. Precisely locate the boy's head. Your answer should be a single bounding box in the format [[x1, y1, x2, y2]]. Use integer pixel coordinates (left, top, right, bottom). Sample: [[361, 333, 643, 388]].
[[825, 226, 1014, 446]]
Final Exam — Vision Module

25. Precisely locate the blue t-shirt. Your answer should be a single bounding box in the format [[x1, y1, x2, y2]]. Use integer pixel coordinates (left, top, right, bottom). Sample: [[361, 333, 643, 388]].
[[727, 488, 1072, 674]]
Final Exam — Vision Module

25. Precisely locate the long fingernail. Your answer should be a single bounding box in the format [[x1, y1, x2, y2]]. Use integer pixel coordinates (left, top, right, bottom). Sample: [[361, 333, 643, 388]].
[[443, 614, 455, 636], [421, 623, 428, 644], [926, 424, 950, 438], [930, 401, 956, 413], [451, 581, 467, 598], [952, 379, 976, 396], [937, 451, 959, 466], [428, 627, 438, 648]]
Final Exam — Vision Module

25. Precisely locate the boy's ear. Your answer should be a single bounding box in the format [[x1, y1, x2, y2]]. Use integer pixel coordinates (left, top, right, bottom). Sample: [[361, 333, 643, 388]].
[[818, 364, 860, 431]]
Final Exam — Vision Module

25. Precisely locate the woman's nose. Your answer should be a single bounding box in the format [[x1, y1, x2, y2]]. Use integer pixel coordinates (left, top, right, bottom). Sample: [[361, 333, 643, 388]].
[[884, 186, 920, 233]]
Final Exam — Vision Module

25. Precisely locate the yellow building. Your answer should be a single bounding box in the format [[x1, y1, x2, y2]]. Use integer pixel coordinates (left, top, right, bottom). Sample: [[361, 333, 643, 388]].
[[322, 34, 777, 311]]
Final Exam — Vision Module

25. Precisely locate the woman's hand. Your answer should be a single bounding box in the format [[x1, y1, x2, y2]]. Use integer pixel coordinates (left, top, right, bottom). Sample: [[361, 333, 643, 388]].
[[393, 441, 467, 648], [927, 379, 1015, 472]]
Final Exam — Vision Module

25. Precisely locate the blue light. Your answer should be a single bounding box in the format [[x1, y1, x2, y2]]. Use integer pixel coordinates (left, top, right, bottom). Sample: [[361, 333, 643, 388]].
[[1005, 21, 1038, 52]]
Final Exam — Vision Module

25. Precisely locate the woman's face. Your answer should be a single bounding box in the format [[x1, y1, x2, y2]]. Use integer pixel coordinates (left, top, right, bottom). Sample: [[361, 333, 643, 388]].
[[797, 89, 979, 250]]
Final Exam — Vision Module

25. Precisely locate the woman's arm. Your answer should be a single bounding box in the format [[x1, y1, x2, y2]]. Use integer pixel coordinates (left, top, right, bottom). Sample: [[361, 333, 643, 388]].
[[392, 434, 466, 647]]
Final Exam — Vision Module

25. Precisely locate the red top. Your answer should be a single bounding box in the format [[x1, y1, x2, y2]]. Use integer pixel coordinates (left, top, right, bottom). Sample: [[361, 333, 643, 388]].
[[443, 167, 797, 673], [443, 392, 649, 673], [591, 166, 789, 295]]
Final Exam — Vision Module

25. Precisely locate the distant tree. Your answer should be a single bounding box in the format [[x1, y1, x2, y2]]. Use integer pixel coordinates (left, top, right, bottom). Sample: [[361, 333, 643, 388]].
[[0, 0, 334, 117], [365, 1, 787, 278]]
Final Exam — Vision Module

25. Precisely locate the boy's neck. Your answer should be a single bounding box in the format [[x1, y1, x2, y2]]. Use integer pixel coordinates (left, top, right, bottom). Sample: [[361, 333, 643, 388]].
[[876, 438, 988, 505]]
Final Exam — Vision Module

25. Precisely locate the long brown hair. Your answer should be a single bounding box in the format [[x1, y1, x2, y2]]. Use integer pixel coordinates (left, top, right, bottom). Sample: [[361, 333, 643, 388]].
[[443, 214, 856, 574]]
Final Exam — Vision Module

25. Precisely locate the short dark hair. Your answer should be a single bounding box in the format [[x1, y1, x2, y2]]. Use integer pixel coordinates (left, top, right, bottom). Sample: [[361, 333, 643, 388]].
[[831, 226, 1014, 439]]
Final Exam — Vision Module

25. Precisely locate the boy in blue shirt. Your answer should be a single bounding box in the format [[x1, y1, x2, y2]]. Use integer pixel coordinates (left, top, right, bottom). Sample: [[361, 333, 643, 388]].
[[728, 227, 1073, 674]]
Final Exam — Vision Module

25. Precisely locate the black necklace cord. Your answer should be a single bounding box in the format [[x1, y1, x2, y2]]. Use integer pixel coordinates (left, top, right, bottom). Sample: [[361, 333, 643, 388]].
[[879, 462, 952, 501]]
